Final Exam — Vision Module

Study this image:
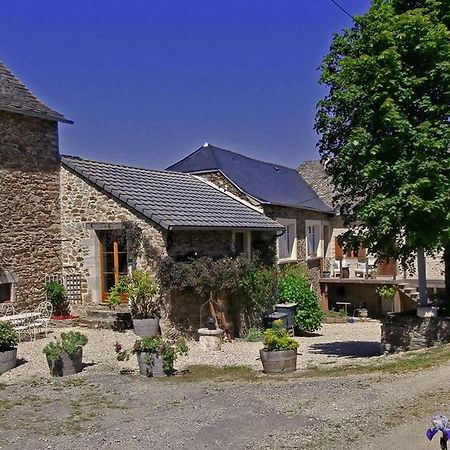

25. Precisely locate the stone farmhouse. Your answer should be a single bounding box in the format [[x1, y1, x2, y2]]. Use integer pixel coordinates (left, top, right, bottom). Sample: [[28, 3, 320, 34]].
[[1, 58, 444, 324], [0, 59, 281, 323], [167, 144, 336, 293]]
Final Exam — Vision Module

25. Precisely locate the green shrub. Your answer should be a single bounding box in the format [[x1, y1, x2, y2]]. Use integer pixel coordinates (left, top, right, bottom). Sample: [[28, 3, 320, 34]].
[[376, 285, 396, 299], [262, 320, 299, 352], [108, 269, 160, 318], [245, 326, 264, 342], [158, 256, 248, 302], [43, 331, 88, 362], [278, 266, 324, 332], [0, 322, 19, 351], [44, 281, 69, 316], [239, 264, 278, 318]]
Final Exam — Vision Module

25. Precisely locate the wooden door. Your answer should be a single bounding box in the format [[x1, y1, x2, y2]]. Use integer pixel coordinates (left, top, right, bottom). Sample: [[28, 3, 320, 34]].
[[99, 231, 128, 302]]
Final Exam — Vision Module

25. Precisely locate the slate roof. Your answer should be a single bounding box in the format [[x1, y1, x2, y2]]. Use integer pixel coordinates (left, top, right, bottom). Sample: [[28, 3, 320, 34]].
[[61, 155, 283, 231], [166, 144, 333, 214], [297, 160, 336, 211], [0, 60, 71, 123]]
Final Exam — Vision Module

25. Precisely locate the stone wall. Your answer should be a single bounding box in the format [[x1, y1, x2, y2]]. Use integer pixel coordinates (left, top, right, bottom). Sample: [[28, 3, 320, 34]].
[[263, 205, 331, 293], [197, 172, 258, 205], [168, 229, 233, 259], [381, 312, 450, 353], [60, 166, 168, 304], [0, 111, 62, 307], [61, 166, 261, 336], [326, 283, 385, 316]]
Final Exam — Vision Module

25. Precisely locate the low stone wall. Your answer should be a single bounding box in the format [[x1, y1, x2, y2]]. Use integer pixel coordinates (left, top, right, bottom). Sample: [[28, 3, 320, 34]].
[[381, 312, 450, 353]]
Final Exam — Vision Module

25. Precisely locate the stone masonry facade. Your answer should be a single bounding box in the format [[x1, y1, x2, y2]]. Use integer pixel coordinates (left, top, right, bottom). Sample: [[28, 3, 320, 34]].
[[60, 165, 168, 304], [264, 204, 332, 294], [61, 166, 254, 335], [0, 111, 62, 307]]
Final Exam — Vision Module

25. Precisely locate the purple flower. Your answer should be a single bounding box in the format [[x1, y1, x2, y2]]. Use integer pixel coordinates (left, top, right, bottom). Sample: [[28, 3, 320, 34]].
[[426, 415, 450, 442], [426, 428, 438, 441]]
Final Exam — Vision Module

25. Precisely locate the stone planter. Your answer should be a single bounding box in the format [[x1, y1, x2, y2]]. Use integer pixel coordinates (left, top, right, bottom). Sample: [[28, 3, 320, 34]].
[[133, 318, 160, 337], [381, 296, 394, 315], [356, 308, 368, 318], [47, 348, 83, 377], [198, 328, 223, 351], [259, 349, 297, 374], [417, 306, 439, 318], [136, 351, 165, 377], [0, 348, 17, 374]]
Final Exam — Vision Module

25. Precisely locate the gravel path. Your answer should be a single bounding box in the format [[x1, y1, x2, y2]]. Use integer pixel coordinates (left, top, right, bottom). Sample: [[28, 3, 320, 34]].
[[0, 321, 382, 383], [1, 321, 449, 449]]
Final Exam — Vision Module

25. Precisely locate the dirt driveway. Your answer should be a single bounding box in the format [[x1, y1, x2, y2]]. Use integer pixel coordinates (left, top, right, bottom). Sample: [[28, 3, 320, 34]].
[[0, 361, 448, 449]]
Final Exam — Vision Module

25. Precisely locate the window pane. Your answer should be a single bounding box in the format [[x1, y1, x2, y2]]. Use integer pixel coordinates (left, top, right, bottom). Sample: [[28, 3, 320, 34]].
[[103, 253, 115, 272], [118, 253, 128, 274], [278, 227, 289, 259], [104, 274, 116, 293]]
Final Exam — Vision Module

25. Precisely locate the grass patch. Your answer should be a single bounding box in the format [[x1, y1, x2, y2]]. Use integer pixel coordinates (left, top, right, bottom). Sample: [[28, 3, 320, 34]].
[[167, 364, 260, 382], [167, 345, 450, 383], [297, 344, 450, 379]]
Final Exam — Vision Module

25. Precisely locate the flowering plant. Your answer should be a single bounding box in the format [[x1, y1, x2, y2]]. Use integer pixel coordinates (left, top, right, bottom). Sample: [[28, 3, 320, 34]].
[[426, 414, 450, 449], [114, 336, 188, 373]]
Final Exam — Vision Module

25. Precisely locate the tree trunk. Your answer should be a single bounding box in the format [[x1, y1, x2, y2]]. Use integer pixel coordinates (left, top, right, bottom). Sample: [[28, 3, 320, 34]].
[[444, 245, 450, 310], [417, 248, 428, 307]]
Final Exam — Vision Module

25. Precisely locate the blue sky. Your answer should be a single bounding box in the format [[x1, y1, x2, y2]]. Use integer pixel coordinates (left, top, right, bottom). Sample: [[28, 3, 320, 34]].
[[1, 0, 371, 169]]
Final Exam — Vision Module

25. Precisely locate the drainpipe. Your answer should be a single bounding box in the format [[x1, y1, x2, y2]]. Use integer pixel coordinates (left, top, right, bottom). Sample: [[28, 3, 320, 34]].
[[417, 247, 428, 307]]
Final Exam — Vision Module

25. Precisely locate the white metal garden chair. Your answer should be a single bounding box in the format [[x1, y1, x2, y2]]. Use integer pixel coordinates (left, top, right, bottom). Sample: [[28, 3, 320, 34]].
[[0, 303, 15, 317], [332, 260, 341, 277], [13, 308, 36, 342], [31, 301, 53, 340]]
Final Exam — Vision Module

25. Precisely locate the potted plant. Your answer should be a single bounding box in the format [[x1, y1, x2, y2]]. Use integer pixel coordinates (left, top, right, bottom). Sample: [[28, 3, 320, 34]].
[[108, 269, 161, 337], [376, 285, 396, 315], [44, 281, 70, 317], [0, 322, 19, 374], [43, 331, 88, 377], [259, 319, 299, 374], [115, 336, 188, 377]]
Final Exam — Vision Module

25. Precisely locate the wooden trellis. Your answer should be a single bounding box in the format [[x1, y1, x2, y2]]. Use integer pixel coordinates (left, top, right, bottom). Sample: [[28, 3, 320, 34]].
[[45, 273, 83, 304]]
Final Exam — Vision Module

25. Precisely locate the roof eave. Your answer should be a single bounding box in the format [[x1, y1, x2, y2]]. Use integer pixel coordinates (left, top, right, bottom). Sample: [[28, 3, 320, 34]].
[[169, 225, 283, 231], [0, 105, 73, 124]]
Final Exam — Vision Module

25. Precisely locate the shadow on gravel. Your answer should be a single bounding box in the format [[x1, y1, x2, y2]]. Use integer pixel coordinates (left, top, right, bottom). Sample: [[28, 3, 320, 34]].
[[15, 357, 28, 368], [308, 341, 382, 358]]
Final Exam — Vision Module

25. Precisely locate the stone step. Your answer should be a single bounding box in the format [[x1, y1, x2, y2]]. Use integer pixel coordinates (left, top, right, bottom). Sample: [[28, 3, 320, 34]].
[[78, 317, 132, 331]]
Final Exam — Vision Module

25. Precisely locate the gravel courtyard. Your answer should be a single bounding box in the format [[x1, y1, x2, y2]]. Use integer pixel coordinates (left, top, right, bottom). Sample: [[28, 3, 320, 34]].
[[0, 321, 382, 383], [1, 321, 449, 449]]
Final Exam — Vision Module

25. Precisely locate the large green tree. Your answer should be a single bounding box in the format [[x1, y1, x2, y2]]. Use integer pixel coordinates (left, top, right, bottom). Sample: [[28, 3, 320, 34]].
[[316, 0, 450, 302]]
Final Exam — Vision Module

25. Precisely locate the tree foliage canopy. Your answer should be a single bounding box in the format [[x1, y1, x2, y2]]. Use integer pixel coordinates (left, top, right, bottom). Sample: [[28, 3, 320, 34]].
[[316, 0, 450, 265]]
